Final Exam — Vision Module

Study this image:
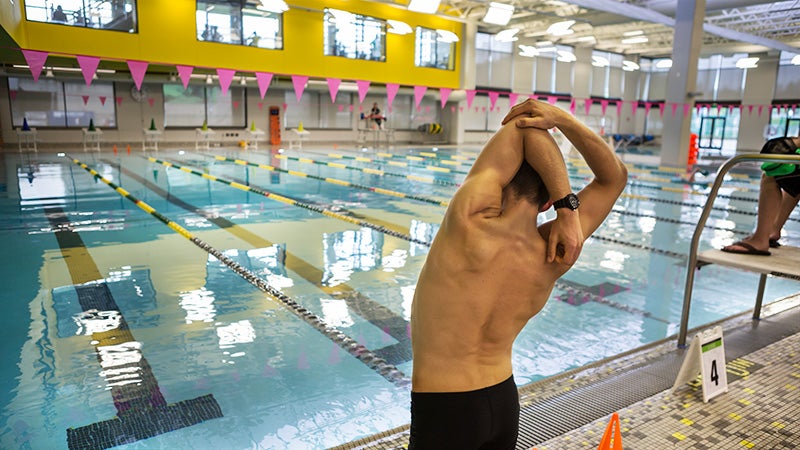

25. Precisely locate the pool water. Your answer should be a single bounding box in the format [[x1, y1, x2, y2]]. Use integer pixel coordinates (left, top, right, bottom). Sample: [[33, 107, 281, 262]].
[[0, 146, 797, 449]]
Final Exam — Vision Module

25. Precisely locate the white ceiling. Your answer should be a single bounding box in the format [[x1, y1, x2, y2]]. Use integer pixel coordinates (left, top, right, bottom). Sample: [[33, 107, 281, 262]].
[[379, 0, 800, 58]]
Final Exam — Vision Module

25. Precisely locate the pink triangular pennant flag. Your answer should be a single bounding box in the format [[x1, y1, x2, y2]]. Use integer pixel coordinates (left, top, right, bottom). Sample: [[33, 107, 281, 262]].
[[482, 106, 487, 112], [450, 106, 456, 112], [258, 102, 264, 111], [440, 88, 452, 108], [671, 102, 679, 117], [728, 105, 734, 115], [338, 104, 344, 112], [547, 96, 558, 105], [255, 72, 273, 99], [116, 96, 123, 106], [569, 98, 576, 115], [76, 55, 100, 86], [326, 78, 341, 103], [414, 85, 428, 108], [508, 93, 519, 108], [466, 90, 477, 109], [283, 102, 288, 110], [217, 68, 236, 96], [644, 102, 653, 116], [747, 104, 754, 115], [82, 95, 90, 105], [291, 75, 309, 102], [176, 65, 193, 89], [615, 100, 622, 116], [147, 97, 155, 107], [488, 91, 500, 110], [659, 102, 666, 117], [22, 50, 48, 82], [99, 96, 107, 106], [9, 90, 16, 101], [233, 101, 240, 109], [356, 80, 370, 104], [696, 104, 702, 115], [683, 103, 691, 117], [425, 105, 431, 113], [630, 100, 638, 115], [386, 83, 400, 107], [600, 99, 609, 115], [127, 60, 148, 91], [584, 98, 592, 115], [349, 104, 354, 112]]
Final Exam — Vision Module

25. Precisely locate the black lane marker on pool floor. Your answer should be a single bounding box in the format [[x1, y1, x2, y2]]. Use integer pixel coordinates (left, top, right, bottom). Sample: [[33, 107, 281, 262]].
[[69, 156, 408, 388], [109, 159, 415, 368], [45, 207, 223, 450]]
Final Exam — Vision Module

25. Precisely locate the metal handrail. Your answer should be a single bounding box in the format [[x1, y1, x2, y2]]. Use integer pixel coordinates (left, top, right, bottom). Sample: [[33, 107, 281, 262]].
[[679, 152, 800, 347]]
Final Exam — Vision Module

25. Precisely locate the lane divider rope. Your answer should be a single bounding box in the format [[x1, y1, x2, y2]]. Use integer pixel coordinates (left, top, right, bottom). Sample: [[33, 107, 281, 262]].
[[66, 155, 409, 386], [209, 154, 451, 207], [147, 156, 433, 247]]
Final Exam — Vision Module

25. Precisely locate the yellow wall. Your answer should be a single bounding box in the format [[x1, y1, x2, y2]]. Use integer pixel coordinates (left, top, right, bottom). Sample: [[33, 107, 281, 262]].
[[18, 0, 462, 88], [0, 0, 26, 50]]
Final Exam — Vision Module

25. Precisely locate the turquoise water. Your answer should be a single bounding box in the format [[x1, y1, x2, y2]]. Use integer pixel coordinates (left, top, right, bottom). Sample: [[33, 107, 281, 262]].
[[0, 146, 797, 449]]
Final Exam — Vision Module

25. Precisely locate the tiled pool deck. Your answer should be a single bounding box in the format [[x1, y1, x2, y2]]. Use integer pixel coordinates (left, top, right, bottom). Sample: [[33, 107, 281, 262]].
[[332, 295, 800, 449]]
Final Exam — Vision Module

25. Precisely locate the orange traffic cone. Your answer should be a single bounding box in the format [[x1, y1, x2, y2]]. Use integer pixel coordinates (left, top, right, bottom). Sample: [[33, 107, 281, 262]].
[[113, 144, 118, 155], [597, 412, 622, 450], [126, 144, 131, 155]]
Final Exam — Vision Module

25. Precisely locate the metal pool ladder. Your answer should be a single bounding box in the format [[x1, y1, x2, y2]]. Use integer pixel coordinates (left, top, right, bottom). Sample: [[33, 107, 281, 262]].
[[680, 152, 800, 347]]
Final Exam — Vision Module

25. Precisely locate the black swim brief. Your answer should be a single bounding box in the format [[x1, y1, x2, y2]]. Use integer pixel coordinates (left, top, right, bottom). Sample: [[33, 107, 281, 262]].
[[409, 376, 519, 450]]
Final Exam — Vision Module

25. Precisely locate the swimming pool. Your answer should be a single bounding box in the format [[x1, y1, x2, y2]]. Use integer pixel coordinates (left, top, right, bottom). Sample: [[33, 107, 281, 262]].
[[0, 144, 798, 449]]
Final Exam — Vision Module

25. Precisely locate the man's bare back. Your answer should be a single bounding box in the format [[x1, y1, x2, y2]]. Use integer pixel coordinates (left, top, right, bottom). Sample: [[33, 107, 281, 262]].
[[408, 100, 627, 449]]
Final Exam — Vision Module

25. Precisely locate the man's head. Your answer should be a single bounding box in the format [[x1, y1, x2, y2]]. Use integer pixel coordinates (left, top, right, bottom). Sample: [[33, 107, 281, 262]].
[[508, 161, 550, 209]]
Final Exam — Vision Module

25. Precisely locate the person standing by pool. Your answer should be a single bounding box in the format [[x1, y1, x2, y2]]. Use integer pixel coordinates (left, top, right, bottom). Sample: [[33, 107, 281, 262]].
[[409, 99, 628, 449]]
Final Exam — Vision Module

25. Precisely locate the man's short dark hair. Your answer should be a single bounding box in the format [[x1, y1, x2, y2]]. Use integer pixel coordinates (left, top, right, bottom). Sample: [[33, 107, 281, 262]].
[[508, 161, 549, 208]]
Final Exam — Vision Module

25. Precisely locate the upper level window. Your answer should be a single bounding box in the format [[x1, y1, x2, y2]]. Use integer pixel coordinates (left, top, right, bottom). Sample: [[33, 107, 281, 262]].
[[416, 27, 456, 70], [25, 0, 138, 32], [323, 9, 386, 61], [196, 0, 283, 49]]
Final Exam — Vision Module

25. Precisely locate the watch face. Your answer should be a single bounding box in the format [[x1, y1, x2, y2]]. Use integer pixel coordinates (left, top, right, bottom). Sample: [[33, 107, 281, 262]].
[[568, 195, 580, 209]]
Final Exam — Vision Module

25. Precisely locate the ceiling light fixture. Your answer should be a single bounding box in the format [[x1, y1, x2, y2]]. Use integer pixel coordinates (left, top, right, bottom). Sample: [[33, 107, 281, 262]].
[[206, 74, 213, 85], [792, 54, 800, 65], [518, 45, 539, 57], [483, 2, 514, 26], [736, 57, 759, 69], [592, 55, 610, 67], [387, 19, 412, 35], [495, 28, 520, 42], [622, 60, 640, 71], [557, 50, 577, 62], [622, 30, 644, 37], [621, 36, 648, 44], [408, 0, 441, 14], [655, 59, 673, 69], [547, 20, 575, 36], [257, 0, 288, 13], [436, 29, 459, 43]]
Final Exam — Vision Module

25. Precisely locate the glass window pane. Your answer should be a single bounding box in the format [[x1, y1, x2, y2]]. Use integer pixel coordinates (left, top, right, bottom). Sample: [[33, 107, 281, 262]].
[[324, 9, 386, 62], [320, 93, 353, 129], [284, 91, 317, 128], [8, 77, 67, 127], [242, 9, 283, 49], [63, 81, 116, 128], [207, 86, 245, 126], [535, 57, 554, 92], [164, 84, 206, 127], [716, 68, 744, 101], [414, 27, 454, 70], [463, 96, 488, 131], [26, 0, 137, 32], [554, 59, 572, 94], [197, 1, 242, 44]]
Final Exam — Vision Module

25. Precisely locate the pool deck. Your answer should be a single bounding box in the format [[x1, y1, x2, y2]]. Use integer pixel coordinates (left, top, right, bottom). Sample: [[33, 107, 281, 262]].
[[331, 295, 800, 450]]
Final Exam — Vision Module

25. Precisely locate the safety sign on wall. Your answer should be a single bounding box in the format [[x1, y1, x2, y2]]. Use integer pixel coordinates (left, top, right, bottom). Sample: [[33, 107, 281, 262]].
[[672, 325, 729, 403]]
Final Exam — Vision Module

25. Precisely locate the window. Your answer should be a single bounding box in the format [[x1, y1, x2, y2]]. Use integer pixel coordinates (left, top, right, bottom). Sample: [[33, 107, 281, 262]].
[[25, 0, 138, 32], [8, 77, 116, 128], [475, 31, 512, 87], [196, 0, 283, 49], [323, 9, 386, 61], [415, 27, 456, 70], [283, 90, 353, 129], [163, 84, 245, 128]]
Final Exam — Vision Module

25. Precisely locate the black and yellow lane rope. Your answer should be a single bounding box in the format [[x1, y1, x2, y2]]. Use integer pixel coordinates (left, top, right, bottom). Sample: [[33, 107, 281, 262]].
[[271, 153, 462, 187], [66, 154, 408, 386], [209, 154, 451, 207], [146, 156, 433, 247], [318, 151, 472, 175]]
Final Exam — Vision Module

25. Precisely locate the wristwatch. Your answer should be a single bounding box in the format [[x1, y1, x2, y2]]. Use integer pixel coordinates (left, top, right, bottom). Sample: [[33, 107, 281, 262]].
[[553, 193, 580, 210]]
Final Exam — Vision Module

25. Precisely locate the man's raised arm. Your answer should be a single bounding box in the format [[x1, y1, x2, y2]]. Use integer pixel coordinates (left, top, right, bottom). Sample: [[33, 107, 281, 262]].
[[503, 99, 628, 237]]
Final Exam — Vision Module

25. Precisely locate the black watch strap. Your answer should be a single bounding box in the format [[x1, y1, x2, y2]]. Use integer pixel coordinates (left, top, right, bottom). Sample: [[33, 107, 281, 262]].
[[553, 193, 580, 210]]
